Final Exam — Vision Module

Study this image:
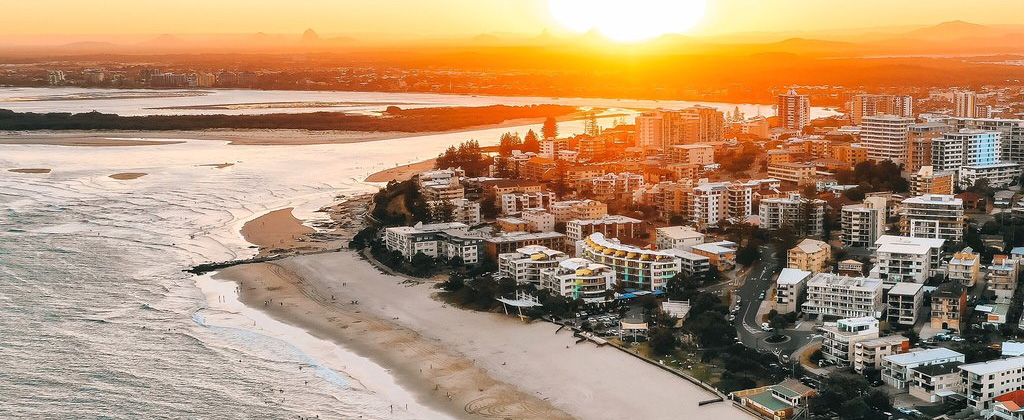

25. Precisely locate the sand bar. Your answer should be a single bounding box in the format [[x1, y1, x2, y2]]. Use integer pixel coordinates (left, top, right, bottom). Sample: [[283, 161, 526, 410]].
[[8, 168, 51, 174], [109, 172, 147, 180], [364, 158, 436, 183], [240, 208, 316, 257]]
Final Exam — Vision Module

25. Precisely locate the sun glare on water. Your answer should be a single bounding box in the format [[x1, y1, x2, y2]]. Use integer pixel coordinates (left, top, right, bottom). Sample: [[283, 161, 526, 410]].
[[548, 0, 707, 43]]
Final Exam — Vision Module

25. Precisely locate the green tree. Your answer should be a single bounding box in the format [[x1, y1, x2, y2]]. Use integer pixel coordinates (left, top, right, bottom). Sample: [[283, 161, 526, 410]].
[[649, 327, 678, 355], [522, 129, 540, 153], [542, 116, 557, 140]]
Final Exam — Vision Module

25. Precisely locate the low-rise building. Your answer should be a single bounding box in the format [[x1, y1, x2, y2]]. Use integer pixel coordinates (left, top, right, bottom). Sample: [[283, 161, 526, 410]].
[[520, 208, 555, 232], [484, 231, 566, 260], [655, 226, 705, 251], [759, 193, 826, 236], [776, 268, 812, 313], [787, 238, 831, 273], [961, 357, 1024, 411], [384, 222, 471, 260], [822, 317, 879, 366], [496, 217, 530, 232], [663, 249, 712, 278], [992, 390, 1024, 420], [882, 348, 965, 389], [931, 283, 968, 332], [732, 380, 815, 420], [803, 273, 884, 319], [989, 255, 1020, 304], [838, 259, 865, 276], [500, 191, 556, 215], [911, 166, 955, 196], [691, 241, 738, 271], [854, 335, 910, 373], [768, 162, 817, 185], [872, 235, 945, 284], [948, 248, 982, 287], [887, 282, 924, 326], [497, 245, 567, 287], [909, 362, 965, 403], [540, 258, 615, 303], [417, 168, 466, 201], [548, 199, 608, 222]]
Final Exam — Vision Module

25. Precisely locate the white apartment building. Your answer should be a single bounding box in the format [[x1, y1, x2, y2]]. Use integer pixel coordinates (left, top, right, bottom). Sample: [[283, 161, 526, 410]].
[[668, 144, 715, 165], [655, 226, 706, 251], [580, 172, 645, 201], [692, 181, 730, 230], [497, 245, 567, 287], [767, 162, 816, 185], [882, 348, 965, 389], [953, 91, 977, 118], [872, 235, 945, 284], [635, 112, 664, 149], [500, 191, 556, 215], [540, 258, 615, 303], [988, 255, 1020, 304], [803, 273, 884, 318], [663, 249, 712, 278], [909, 362, 964, 403], [778, 89, 810, 130], [841, 201, 885, 248], [520, 208, 555, 232], [776, 268, 812, 313], [854, 335, 909, 373], [759, 193, 826, 236], [861, 115, 914, 163], [961, 357, 1024, 411], [821, 317, 879, 366], [932, 129, 1021, 189], [384, 222, 470, 260], [900, 194, 964, 242], [951, 117, 1024, 164], [887, 282, 924, 326], [577, 233, 681, 292]]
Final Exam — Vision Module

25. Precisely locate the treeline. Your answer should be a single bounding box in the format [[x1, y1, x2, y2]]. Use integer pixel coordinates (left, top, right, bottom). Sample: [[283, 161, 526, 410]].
[[0, 104, 576, 132]]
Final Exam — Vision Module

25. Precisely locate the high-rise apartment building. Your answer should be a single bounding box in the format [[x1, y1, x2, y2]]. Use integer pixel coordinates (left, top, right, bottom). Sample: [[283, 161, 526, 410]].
[[861, 115, 914, 163], [899, 194, 965, 242], [778, 89, 810, 130], [951, 118, 1024, 164], [932, 129, 1020, 189], [953, 91, 977, 118], [849, 94, 914, 125]]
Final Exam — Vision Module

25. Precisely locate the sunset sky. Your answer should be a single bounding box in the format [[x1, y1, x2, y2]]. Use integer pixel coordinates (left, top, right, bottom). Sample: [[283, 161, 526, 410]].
[[3, 0, 1022, 40]]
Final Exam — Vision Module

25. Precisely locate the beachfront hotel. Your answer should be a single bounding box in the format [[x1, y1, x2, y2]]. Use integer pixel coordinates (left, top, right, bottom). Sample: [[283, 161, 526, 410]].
[[577, 233, 682, 292]]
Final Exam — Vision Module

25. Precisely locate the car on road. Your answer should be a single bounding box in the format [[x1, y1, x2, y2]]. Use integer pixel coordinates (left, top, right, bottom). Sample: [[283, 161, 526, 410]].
[[758, 292, 765, 300], [761, 322, 773, 331]]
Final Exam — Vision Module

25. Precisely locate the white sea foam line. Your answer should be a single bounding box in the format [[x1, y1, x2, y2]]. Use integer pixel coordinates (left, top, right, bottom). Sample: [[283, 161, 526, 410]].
[[193, 273, 452, 420]]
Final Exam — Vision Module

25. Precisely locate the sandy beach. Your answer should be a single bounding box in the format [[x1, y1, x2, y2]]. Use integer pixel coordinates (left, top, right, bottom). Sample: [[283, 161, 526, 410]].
[[217, 251, 745, 420], [216, 197, 746, 419], [364, 158, 436, 183]]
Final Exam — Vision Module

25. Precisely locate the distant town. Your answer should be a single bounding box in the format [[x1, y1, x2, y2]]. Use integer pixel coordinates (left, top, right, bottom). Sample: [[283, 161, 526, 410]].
[[346, 88, 1024, 420]]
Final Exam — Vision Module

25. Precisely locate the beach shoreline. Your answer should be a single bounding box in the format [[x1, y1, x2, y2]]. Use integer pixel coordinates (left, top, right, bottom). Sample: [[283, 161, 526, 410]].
[[209, 199, 747, 420]]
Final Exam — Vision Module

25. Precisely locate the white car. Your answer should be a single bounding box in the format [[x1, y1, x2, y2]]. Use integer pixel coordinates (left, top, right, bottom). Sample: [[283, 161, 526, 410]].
[[761, 322, 773, 331]]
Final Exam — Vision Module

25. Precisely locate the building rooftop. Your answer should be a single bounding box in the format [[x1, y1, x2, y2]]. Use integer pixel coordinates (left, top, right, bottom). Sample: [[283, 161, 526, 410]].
[[747, 390, 792, 413], [486, 231, 565, 244], [889, 282, 924, 296], [875, 235, 945, 255], [692, 241, 738, 255], [884, 348, 964, 366], [792, 238, 829, 254], [778, 268, 812, 285], [568, 215, 642, 226], [807, 273, 882, 290], [960, 356, 1024, 376], [663, 248, 710, 262], [656, 226, 705, 241], [910, 361, 962, 377], [902, 194, 963, 206], [858, 335, 909, 348]]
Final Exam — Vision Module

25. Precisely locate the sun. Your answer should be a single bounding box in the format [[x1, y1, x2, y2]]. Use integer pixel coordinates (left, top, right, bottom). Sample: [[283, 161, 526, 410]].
[[547, 0, 707, 43]]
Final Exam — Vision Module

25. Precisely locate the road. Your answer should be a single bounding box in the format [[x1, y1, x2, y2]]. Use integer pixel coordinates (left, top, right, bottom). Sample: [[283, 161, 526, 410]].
[[732, 247, 817, 360]]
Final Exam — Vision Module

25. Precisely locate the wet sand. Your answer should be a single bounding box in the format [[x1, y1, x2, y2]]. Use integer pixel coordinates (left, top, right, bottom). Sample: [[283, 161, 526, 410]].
[[364, 158, 436, 183]]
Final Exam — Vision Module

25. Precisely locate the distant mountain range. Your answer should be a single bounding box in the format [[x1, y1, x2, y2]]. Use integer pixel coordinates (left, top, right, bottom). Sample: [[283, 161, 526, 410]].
[[2, 21, 1024, 56]]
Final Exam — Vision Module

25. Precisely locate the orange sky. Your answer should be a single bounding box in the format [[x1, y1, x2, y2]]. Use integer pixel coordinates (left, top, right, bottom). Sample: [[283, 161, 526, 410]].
[[2, 0, 1021, 39]]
